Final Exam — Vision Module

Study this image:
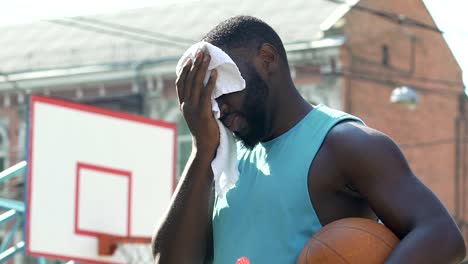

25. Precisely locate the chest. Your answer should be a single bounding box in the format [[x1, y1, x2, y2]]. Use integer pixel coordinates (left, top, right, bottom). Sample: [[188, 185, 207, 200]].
[[215, 150, 312, 218], [212, 148, 322, 264]]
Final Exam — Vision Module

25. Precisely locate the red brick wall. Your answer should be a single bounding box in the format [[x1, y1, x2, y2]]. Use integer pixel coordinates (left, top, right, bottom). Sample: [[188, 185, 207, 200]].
[[461, 97, 468, 252], [0, 108, 22, 166], [340, 0, 466, 247], [0, 107, 23, 199]]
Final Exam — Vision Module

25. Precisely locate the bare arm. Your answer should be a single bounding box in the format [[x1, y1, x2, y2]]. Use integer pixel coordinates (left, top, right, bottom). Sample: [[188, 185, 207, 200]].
[[152, 151, 215, 263], [329, 122, 466, 264], [152, 50, 218, 263]]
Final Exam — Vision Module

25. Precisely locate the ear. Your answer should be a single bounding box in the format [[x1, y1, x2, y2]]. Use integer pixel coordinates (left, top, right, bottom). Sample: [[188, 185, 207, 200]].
[[253, 43, 280, 76]]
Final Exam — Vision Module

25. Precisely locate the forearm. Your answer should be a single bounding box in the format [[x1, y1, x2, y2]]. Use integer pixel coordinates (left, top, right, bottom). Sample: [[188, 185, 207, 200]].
[[152, 149, 215, 263], [385, 218, 466, 264]]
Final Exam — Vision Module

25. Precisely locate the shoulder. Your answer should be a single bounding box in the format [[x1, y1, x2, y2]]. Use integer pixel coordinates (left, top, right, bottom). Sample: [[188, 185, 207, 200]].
[[323, 121, 409, 178], [325, 121, 396, 154]]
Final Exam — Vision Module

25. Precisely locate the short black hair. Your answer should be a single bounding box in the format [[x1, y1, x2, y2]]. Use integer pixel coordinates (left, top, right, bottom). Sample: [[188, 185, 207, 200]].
[[202, 16, 288, 62]]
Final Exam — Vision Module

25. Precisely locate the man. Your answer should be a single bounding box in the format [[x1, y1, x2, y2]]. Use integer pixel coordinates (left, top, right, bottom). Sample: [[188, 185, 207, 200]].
[[152, 16, 466, 263]]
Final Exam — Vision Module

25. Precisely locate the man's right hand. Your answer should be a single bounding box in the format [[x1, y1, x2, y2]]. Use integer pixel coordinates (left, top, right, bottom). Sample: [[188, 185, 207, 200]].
[[176, 49, 219, 157]]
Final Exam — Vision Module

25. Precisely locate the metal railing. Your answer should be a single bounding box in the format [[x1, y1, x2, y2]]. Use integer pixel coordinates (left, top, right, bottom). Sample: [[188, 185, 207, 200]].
[[0, 161, 27, 263]]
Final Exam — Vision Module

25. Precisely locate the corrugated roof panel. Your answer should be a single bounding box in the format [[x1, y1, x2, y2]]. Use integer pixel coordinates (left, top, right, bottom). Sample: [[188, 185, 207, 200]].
[[0, 0, 348, 72]]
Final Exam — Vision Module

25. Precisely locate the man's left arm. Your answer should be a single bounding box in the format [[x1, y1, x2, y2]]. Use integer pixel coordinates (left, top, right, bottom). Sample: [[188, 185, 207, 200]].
[[330, 123, 466, 264]]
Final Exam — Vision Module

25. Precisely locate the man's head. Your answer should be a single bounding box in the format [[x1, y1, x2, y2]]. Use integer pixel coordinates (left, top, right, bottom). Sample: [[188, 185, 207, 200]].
[[202, 16, 292, 149]]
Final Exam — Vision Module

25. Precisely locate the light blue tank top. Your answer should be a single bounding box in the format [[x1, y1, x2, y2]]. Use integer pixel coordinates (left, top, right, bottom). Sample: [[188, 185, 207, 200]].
[[212, 104, 364, 264]]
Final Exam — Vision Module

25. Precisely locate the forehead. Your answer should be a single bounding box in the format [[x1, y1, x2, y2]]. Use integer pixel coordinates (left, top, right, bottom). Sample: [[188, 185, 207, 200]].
[[223, 48, 255, 81]]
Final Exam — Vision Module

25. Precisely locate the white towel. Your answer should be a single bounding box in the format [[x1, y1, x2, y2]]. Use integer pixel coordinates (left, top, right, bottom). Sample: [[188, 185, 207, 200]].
[[176, 41, 246, 198]]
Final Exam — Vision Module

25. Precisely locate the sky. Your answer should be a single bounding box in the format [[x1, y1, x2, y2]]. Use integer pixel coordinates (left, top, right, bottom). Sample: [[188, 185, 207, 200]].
[[423, 0, 468, 94], [0, 0, 466, 93]]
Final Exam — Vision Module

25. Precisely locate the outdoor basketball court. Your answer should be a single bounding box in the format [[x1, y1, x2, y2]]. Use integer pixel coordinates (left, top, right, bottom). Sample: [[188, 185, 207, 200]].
[[25, 95, 177, 263]]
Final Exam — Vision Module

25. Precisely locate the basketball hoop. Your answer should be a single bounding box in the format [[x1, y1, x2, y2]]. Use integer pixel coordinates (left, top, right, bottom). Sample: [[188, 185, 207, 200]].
[[27, 96, 176, 263], [98, 235, 153, 264]]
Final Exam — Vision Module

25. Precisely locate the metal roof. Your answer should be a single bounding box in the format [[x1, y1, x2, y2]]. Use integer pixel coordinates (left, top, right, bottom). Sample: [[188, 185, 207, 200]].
[[0, 0, 352, 73]]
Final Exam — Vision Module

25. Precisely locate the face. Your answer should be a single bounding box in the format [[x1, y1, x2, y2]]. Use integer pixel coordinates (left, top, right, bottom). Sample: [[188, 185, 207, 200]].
[[217, 62, 271, 149]]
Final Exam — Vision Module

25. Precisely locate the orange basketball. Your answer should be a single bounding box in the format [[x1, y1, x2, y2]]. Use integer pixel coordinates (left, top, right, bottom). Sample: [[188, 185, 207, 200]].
[[297, 218, 400, 264]]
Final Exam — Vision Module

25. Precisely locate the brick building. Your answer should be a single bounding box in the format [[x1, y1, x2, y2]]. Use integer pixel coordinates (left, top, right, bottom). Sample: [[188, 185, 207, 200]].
[[341, 0, 468, 250], [0, 0, 466, 260]]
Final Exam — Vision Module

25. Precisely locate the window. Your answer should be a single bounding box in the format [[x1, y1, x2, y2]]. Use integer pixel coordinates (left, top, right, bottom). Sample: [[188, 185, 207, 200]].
[[82, 94, 144, 115], [382, 45, 390, 66]]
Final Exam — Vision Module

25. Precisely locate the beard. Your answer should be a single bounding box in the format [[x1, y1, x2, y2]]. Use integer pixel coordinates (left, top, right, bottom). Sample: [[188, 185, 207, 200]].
[[234, 68, 270, 150]]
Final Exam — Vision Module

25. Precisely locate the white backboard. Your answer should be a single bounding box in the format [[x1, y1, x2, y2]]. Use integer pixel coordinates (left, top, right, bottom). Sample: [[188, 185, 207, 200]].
[[26, 96, 176, 263]]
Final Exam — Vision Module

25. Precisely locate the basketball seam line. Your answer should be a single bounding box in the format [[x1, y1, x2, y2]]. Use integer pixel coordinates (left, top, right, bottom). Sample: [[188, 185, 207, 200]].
[[309, 237, 351, 264], [322, 226, 396, 250]]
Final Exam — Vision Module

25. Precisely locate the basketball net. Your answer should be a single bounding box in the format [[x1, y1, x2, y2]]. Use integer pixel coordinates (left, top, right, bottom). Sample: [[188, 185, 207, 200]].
[[114, 243, 153, 263], [98, 235, 153, 264]]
